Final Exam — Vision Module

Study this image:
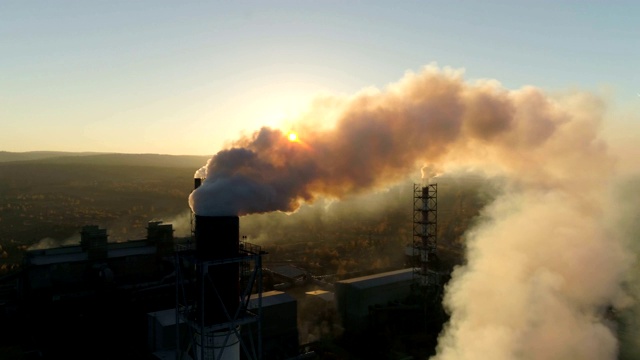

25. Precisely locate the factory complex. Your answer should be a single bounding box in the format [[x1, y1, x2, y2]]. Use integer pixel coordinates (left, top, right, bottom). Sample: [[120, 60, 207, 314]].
[[0, 180, 447, 360]]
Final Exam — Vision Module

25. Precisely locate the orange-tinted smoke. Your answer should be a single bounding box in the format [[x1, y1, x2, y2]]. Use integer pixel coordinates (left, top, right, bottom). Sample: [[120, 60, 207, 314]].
[[189, 65, 607, 216]]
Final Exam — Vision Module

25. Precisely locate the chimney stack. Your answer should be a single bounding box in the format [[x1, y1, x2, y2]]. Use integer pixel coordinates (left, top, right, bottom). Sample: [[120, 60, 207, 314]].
[[194, 215, 240, 325]]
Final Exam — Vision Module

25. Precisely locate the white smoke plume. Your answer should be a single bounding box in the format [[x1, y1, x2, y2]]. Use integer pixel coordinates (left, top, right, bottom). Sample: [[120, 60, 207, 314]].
[[27, 234, 81, 250], [189, 64, 635, 358]]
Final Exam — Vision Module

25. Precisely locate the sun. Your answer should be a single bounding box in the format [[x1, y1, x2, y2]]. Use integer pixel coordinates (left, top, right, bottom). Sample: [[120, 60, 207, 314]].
[[284, 130, 313, 151]]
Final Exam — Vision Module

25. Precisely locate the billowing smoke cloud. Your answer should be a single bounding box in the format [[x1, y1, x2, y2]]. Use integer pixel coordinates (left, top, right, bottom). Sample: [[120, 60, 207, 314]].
[[189, 65, 605, 215], [189, 64, 635, 358]]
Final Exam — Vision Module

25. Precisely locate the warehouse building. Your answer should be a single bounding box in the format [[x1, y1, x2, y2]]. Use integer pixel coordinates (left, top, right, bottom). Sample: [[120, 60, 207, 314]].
[[334, 268, 414, 334]]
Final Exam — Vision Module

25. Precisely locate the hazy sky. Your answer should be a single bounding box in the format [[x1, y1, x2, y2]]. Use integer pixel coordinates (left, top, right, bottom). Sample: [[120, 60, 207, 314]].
[[1, 1, 638, 157]]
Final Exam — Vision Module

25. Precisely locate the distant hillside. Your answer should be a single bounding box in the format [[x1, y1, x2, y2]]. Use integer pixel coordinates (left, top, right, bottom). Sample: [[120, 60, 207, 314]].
[[0, 151, 104, 163], [0, 152, 211, 169]]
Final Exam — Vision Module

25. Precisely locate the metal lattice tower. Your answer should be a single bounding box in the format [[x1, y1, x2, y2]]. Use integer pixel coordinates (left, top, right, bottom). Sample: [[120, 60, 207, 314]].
[[412, 182, 439, 290]]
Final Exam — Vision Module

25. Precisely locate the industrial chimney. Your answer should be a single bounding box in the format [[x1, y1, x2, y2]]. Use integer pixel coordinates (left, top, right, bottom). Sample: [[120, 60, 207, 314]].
[[194, 215, 240, 324], [188, 201, 241, 360]]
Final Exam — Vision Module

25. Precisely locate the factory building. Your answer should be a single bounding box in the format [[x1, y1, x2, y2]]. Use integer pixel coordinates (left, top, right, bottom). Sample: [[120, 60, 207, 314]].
[[268, 265, 310, 289], [21, 221, 175, 302], [147, 308, 188, 358], [334, 268, 414, 334], [246, 291, 299, 360], [146, 290, 299, 360], [0, 221, 183, 359]]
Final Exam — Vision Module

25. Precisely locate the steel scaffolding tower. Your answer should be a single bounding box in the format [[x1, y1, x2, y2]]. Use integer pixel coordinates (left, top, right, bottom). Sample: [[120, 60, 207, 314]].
[[412, 182, 439, 290]]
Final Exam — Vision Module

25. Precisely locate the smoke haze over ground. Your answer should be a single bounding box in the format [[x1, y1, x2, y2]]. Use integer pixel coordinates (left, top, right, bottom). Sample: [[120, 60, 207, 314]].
[[189, 65, 637, 359], [611, 175, 640, 360]]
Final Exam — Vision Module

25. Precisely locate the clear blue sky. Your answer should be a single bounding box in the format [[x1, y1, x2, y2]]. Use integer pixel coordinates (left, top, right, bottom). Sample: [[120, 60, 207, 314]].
[[1, 1, 638, 156]]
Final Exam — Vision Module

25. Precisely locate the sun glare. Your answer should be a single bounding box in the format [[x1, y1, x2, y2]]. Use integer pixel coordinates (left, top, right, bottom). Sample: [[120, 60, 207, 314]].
[[285, 130, 313, 151]]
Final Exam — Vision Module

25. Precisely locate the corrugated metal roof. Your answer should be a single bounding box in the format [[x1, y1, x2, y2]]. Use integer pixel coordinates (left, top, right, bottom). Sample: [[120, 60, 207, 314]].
[[248, 290, 296, 309], [28, 251, 88, 265], [26, 244, 157, 265], [270, 265, 307, 279], [305, 290, 334, 302], [108, 245, 156, 257], [335, 268, 413, 289]]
